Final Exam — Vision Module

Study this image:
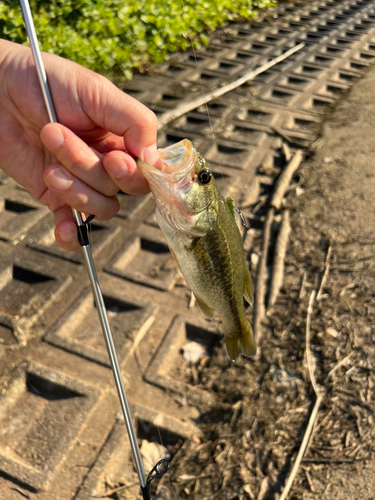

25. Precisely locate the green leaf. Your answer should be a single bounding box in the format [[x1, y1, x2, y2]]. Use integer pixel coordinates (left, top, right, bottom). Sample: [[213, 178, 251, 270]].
[[0, 0, 275, 77]]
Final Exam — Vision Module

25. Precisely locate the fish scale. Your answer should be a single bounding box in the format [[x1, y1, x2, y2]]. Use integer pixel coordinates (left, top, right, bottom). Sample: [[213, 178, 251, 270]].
[[198, 204, 242, 307], [200, 200, 251, 328]]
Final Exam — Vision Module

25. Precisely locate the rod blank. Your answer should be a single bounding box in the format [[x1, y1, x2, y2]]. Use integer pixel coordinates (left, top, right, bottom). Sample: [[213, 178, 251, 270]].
[[18, 0, 149, 496]]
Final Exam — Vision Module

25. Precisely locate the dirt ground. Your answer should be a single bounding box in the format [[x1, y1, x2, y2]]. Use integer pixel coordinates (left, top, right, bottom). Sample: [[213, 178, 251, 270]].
[[140, 57, 375, 500]]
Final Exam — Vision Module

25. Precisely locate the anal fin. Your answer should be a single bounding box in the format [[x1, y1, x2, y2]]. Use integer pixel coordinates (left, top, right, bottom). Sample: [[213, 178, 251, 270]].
[[243, 267, 254, 307], [194, 294, 215, 319]]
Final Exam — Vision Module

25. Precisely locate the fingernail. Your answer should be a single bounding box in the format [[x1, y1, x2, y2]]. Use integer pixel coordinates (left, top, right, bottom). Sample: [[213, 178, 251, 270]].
[[104, 156, 128, 180], [59, 230, 75, 243], [143, 144, 161, 168], [43, 126, 65, 150], [45, 168, 72, 190]]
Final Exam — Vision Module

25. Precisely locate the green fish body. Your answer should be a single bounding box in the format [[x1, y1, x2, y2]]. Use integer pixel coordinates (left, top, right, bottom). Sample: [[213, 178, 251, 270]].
[[137, 139, 255, 360]]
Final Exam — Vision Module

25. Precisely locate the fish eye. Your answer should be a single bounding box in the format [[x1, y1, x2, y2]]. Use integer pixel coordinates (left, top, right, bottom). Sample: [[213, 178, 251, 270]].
[[198, 169, 212, 185]]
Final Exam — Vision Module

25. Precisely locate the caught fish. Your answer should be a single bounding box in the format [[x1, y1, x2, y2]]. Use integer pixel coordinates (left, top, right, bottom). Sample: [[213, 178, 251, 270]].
[[137, 139, 255, 360]]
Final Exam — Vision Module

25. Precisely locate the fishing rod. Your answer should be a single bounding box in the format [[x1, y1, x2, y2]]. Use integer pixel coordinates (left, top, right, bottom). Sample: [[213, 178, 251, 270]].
[[18, 0, 169, 498]]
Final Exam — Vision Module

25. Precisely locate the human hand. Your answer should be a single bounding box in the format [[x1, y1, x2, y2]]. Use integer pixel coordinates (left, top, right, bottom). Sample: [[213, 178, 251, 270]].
[[0, 39, 160, 251]]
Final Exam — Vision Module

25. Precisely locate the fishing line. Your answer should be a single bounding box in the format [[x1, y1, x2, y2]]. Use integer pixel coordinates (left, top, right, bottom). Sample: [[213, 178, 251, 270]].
[[152, 416, 179, 499], [180, 0, 216, 149], [190, 42, 217, 147]]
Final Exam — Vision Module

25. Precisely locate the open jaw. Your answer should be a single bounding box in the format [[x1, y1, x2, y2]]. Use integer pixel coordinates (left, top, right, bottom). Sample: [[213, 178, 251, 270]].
[[137, 139, 197, 194], [137, 139, 206, 235]]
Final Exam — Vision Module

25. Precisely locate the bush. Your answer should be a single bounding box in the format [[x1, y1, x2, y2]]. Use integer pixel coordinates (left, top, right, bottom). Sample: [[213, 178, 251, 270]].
[[1, 0, 274, 79]]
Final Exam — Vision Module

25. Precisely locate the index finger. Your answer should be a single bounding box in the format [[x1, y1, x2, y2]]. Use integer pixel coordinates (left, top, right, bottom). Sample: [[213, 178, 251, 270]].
[[78, 73, 160, 165], [43, 54, 161, 166]]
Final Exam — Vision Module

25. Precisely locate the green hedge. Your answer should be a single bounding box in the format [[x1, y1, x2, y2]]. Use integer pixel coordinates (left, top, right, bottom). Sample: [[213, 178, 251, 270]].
[[1, 0, 274, 79]]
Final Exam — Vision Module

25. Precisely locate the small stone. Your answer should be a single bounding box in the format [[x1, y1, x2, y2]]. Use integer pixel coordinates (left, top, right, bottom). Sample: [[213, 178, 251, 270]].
[[182, 341, 207, 363], [326, 327, 339, 338], [251, 253, 259, 267], [141, 441, 170, 476]]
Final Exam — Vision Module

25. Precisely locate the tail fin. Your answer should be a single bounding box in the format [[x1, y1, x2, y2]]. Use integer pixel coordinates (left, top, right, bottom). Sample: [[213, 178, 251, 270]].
[[225, 321, 256, 361]]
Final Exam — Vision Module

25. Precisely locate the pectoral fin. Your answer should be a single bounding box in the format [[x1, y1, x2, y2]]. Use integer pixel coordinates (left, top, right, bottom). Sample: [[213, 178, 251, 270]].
[[243, 267, 254, 307], [194, 294, 215, 319]]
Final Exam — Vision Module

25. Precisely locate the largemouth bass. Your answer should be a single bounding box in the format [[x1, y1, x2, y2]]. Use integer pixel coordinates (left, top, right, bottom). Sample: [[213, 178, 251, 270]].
[[137, 139, 255, 360]]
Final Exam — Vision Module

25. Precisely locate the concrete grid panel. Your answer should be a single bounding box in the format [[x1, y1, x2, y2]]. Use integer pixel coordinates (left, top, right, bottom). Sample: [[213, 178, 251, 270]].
[[2, 0, 375, 497]]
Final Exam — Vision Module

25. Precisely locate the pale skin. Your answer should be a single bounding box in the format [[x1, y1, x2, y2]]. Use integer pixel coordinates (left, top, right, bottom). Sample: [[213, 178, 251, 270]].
[[0, 39, 160, 251]]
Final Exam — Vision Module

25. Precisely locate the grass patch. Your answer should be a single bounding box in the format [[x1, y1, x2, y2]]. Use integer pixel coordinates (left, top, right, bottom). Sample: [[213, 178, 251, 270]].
[[1, 0, 274, 79]]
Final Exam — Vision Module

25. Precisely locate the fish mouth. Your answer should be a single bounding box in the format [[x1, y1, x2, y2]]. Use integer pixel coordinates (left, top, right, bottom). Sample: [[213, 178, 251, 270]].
[[137, 139, 196, 195], [137, 139, 206, 235]]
